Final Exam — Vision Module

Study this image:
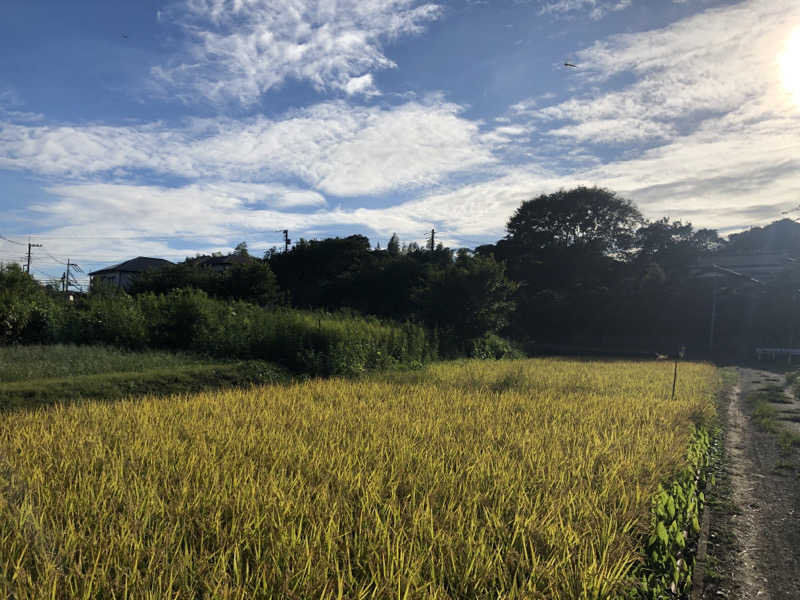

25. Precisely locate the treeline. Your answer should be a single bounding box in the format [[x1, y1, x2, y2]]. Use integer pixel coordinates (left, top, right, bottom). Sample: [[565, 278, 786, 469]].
[[472, 187, 800, 357], [5, 185, 800, 363], [130, 236, 520, 358], [248, 186, 800, 357]]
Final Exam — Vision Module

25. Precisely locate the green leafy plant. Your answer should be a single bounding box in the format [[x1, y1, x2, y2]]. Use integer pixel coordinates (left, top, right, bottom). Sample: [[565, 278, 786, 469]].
[[637, 425, 715, 598]]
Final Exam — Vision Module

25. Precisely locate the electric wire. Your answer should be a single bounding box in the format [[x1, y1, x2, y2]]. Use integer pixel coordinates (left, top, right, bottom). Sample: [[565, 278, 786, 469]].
[[0, 234, 26, 246]]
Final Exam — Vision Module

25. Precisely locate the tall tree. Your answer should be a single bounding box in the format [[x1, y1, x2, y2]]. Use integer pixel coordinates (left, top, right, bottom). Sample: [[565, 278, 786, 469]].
[[233, 242, 250, 257], [416, 251, 517, 353], [634, 218, 721, 275], [387, 233, 401, 257], [505, 186, 643, 256], [494, 187, 642, 346]]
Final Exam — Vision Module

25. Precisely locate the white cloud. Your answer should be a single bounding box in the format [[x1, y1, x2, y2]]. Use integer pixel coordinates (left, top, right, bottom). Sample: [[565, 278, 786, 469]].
[[537, 0, 631, 20], [7, 0, 800, 270], [547, 117, 675, 144], [39, 182, 324, 235], [0, 99, 497, 196], [514, 0, 800, 149], [154, 0, 442, 104], [0, 88, 43, 122], [343, 73, 379, 96]]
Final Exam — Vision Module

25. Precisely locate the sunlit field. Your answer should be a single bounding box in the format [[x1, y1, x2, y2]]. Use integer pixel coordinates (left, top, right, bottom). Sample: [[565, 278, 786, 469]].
[[0, 359, 717, 599]]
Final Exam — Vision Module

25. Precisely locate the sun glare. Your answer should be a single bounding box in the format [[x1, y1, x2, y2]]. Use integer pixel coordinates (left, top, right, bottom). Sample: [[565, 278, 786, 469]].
[[781, 27, 800, 105]]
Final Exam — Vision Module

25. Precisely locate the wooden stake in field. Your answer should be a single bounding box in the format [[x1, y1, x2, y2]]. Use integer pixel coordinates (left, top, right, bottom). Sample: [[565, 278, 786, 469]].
[[672, 345, 686, 400]]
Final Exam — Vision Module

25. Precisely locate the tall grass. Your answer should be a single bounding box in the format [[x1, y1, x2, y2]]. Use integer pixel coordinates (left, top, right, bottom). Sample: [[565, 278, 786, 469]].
[[3, 286, 437, 376], [0, 359, 718, 598]]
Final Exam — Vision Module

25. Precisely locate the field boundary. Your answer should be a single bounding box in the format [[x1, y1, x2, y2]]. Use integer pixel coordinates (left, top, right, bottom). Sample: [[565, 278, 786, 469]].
[[0, 360, 290, 410]]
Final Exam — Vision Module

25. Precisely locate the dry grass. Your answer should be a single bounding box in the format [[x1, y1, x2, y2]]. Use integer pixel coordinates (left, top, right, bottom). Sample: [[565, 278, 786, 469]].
[[0, 358, 717, 599]]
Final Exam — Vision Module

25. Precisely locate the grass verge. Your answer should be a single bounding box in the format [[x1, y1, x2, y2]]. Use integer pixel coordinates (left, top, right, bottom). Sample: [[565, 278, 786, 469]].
[[0, 361, 290, 410], [0, 345, 207, 383]]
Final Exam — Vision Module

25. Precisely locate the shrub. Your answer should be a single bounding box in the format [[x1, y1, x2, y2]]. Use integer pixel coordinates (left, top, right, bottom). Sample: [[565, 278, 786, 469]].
[[74, 292, 148, 348], [2, 268, 438, 377], [0, 264, 63, 344], [138, 288, 219, 350], [469, 333, 524, 360]]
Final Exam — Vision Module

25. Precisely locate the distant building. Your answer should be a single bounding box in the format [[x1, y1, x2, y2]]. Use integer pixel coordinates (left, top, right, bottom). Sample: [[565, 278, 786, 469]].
[[89, 257, 173, 291], [694, 253, 796, 282]]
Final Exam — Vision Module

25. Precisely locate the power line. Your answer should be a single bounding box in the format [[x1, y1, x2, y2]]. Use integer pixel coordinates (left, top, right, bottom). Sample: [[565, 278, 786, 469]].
[[42, 250, 66, 265], [23, 233, 263, 241], [0, 234, 26, 246]]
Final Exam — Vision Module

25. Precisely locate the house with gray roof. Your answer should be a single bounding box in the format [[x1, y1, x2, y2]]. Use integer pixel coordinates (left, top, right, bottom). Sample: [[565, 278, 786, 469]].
[[89, 257, 173, 291]]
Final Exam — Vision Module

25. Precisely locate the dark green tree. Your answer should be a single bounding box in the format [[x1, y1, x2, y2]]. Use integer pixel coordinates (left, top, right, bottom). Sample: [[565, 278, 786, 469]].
[[492, 187, 642, 346], [0, 264, 63, 344], [267, 235, 372, 308], [130, 258, 279, 306], [505, 186, 643, 256], [416, 251, 517, 353], [387, 233, 401, 257]]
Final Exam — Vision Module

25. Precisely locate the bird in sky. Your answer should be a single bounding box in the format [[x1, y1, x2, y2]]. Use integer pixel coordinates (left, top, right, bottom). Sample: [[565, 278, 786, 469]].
[[564, 62, 578, 68]]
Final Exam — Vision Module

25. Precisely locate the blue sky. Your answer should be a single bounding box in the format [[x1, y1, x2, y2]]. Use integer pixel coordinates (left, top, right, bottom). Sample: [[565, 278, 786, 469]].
[[1, 0, 799, 288]]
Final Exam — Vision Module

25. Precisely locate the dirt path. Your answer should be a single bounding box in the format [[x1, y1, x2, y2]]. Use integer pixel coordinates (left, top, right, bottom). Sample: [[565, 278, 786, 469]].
[[703, 368, 800, 599]]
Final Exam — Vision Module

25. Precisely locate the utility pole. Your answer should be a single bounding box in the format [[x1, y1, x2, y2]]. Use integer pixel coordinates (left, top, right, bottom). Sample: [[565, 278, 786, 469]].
[[63, 259, 71, 296], [708, 283, 718, 353], [427, 228, 435, 251], [282, 229, 291, 253], [62, 260, 82, 299], [26, 241, 42, 274]]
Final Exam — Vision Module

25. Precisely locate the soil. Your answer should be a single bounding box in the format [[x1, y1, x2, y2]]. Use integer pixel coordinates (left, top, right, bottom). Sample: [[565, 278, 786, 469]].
[[699, 367, 800, 599]]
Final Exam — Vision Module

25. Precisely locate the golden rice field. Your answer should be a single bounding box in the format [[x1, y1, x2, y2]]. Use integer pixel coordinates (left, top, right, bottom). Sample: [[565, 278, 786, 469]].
[[0, 358, 718, 599]]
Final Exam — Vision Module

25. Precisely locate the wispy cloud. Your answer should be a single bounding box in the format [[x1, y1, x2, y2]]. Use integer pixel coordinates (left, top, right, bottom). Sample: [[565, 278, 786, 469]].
[[153, 0, 442, 104], [0, 98, 497, 196], [536, 0, 631, 21], [501, 0, 800, 220], [6, 0, 800, 270], [529, 0, 798, 140], [0, 88, 43, 122]]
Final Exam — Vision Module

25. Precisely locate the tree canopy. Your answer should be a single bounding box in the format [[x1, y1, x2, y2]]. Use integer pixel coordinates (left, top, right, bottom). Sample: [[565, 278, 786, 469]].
[[505, 187, 643, 256]]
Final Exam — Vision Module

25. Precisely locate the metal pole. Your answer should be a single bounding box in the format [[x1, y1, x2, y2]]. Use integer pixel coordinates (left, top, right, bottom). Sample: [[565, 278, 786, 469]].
[[708, 284, 718, 353], [671, 346, 685, 401], [671, 356, 678, 400], [789, 291, 799, 364], [25, 241, 42, 274], [64, 259, 70, 298]]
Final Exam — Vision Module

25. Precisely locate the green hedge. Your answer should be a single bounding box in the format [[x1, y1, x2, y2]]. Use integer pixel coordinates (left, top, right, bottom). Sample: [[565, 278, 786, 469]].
[[1, 266, 438, 377]]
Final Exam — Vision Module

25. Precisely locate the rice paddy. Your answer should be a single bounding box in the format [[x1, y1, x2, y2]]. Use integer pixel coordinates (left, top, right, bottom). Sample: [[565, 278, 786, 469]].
[[0, 358, 718, 599]]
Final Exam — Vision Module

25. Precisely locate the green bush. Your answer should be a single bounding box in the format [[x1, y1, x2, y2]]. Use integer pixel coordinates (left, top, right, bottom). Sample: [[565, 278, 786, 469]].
[[0, 264, 64, 344], [468, 333, 524, 360], [137, 288, 219, 350], [1, 265, 437, 377], [637, 425, 715, 598], [73, 292, 148, 348], [110, 290, 436, 377]]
